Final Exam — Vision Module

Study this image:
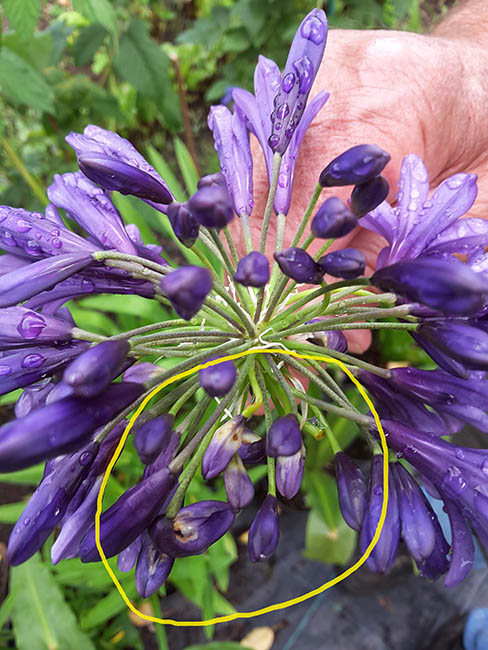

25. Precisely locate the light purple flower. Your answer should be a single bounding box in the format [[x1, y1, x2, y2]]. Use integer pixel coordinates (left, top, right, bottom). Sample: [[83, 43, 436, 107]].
[[0, 306, 73, 349]]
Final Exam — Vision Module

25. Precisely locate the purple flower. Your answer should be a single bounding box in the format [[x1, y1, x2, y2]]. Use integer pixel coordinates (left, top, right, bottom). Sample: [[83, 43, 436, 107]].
[[276, 444, 305, 499], [371, 257, 488, 315], [80, 467, 176, 562], [274, 247, 324, 284], [335, 452, 367, 531], [268, 10, 328, 154], [0, 306, 73, 349], [318, 248, 365, 279], [63, 340, 130, 397], [15, 380, 55, 418], [0, 342, 89, 397], [201, 416, 245, 480], [134, 414, 174, 465], [306, 318, 348, 353], [361, 154, 481, 267], [223, 455, 254, 510], [208, 105, 253, 217], [0, 252, 95, 307], [160, 265, 212, 321], [319, 145, 390, 188], [311, 197, 358, 239], [66, 125, 172, 206], [350, 176, 389, 218], [135, 533, 174, 598], [47, 172, 137, 254], [248, 494, 279, 562], [197, 173, 227, 189], [360, 456, 400, 574], [267, 414, 302, 457], [123, 362, 161, 385], [199, 358, 237, 397], [0, 206, 98, 259], [238, 432, 266, 465], [7, 442, 97, 565], [0, 382, 143, 471], [117, 536, 142, 572], [149, 500, 235, 557], [417, 321, 488, 370], [167, 202, 200, 248], [188, 185, 234, 229], [234, 252, 270, 288]]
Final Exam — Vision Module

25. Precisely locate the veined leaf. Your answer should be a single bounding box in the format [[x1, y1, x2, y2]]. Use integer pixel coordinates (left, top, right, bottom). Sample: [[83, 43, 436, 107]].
[[72, 0, 117, 35], [11, 554, 96, 650], [80, 577, 137, 629], [2, 0, 40, 40], [0, 500, 29, 524], [173, 137, 199, 195], [0, 464, 43, 485], [0, 48, 54, 112]]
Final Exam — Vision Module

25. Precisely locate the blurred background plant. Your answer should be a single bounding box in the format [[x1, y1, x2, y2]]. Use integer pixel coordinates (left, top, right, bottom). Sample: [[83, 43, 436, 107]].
[[0, 1, 456, 649]]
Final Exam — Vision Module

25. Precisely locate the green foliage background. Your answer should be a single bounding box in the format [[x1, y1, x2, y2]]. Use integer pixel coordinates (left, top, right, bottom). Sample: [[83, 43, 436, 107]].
[[0, 0, 454, 648]]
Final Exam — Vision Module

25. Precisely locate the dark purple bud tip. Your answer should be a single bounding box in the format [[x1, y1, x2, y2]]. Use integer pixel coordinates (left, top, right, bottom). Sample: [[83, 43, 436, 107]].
[[197, 173, 226, 189], [248, 494, 279, 562], [134, 414, 174, 465], [306, 320, 348, 353], [78, 154, 172, 204], [160, 265, 212, 321], [335, 452, 367, 531], [418, 321, 488, 370], [199, 358, 237, 397], [167, 202, 200, 248], [188, 185, 234, 229], [311, 197, 358, 239], [276, 444, 305, 499], [135, 534, 174, 598], [318, 248, 366, 280], [234, 252, 270, 288], [63, 340, 130, 398], [319, 145, 390, 188], [274, 247, 324, 284], [238, 431, 266, 465], [202, 416, 245, 479], [224, 455, 254, 510], [149, 500, 235, 557], [267, 414, 302, 458], [350, 175, 390, 218]]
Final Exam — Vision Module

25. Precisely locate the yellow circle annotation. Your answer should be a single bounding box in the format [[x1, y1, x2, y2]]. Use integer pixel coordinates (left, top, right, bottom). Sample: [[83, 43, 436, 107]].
[[95, 347, 389, 627]]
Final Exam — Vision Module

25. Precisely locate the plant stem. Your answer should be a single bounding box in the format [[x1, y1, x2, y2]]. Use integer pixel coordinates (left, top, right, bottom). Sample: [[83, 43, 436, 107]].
[[240, 212, 254, 254], [2, 137, 48, 206], [259, 152, 282, 255], [265, 354, 297, 415], [290, 387, 372, 426]]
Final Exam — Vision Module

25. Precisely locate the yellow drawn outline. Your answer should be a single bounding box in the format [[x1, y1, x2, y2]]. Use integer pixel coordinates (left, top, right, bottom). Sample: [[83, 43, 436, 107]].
[[95, 348, 389, 627]]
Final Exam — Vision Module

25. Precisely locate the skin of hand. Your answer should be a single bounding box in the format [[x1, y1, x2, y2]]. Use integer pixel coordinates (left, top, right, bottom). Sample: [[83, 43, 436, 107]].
[[236, 26, 488, 353]]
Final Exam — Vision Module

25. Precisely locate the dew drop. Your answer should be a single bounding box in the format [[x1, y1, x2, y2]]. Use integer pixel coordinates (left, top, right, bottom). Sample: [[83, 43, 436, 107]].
[[21, 353, 45, 369], [0, 365, 12, 377], [300, 14, 326, 44], [15, 219, 32, 233], [281, 73, 295, 93], [17, 312, 47, 340], [52, 238, 62, 249]]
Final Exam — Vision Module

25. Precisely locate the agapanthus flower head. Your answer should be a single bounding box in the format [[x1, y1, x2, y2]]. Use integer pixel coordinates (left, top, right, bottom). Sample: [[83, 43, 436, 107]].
[[234, 252, 270, 287], [311, 197, 358, 239], [199, 357, 237, 397], [318, 248, 366, 279], [248, 494, 279, 562], [159, 265, 212, 320], [350, 175, 389, 218], [319, 144, 390, 188], [274, 247, 324, 284]]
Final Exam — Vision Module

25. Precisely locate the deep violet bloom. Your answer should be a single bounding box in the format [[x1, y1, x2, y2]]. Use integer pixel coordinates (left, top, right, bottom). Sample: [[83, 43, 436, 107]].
[[135, 533, 174, 598], [275, 444, 305, 499], [371, 257, 488, 316], [268, 10, 328, 154], [335, 452, 367, 531], [274, 247, 323, 284], [63, 340, 130, 397], [267, 414, 302, 457], [201, 416, 245, 480], [318, 248, 365, 280], [350, 176, 390, 218], [306, 318, 348, 353], [134, 415, 174, 465], [0, 382, 143, 471], [238, 432, 266, 465], [66, 125, 172, 206], [361, 154, 481, 268], [188, 185, 234, 229], [208, 105, 253, 217], [167, 202, 200, 248], [199, 358, 237, 397], [0, 306, 73, 349], [14, 380, 55, 418], [311, 197, 358, 239], [80, 467, 176, 562], [122, 361, 161, 385], [197, 173, 226, 189], [149, 500, 235, 557], [417, 321, 488, 370], [47, 172, 137, 254], [223, 455, 254, 510], [248, 494, 279, 562], [117, 536, 142, 573], [160, 265, 212, 321], [234, 252, 270, 287], [319, 145, 390, 188]]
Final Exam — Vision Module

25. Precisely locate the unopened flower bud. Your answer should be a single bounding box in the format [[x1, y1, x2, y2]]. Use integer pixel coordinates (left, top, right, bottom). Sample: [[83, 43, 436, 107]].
[[311, 197, 358, 239], [319, 145, 390, 188], [199, 358, 237, 397], [335, 452, 366, 531], [63, 340, 130, 398], [248, 494, 279, 562], [350, 175, 389, 218], [134, 414, 174, 465], [267, 414, 302, 457], [318, 248, 365, 280], [274, 247, 324, 284], [167, 202, 200, 248], [135, 533, 174, 598], [160, 265, 212, 321], [276, 444, 305, 499], [202, 416, 245, 479], [234, 252, 270, 287], [189, 185, 234, 229], [306, 318, 348, 353], [224, 455, 254, 510], [239, 432, 266, 465]]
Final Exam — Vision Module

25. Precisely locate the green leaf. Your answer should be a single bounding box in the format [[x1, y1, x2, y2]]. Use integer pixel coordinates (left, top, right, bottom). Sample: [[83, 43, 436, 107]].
[[0, 47, 54, 112], [173, 137, 199, 195], [0, 587, 16, 630], [80, 577, 137, 629], [111, 193, 159, 245], [2, 0, 40, 40], [2, 31, 54, 73], [145, 144, 186, 203], [11, 554, 96, 650], [72, 23, 108, 67], [0, 500, 29, 523], [76, 293, 165, 321], [72, 0, 118, 35], [303, 471, 356, 565], [0, 388, 21, 405], [0, 464, 43, 485]]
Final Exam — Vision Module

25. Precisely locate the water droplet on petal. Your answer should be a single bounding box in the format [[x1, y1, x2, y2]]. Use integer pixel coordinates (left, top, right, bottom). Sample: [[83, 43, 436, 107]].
[[281, 73, 295, 93], [52, 238, 62, 249], [21, 353, 45, 369], [0, 365, 12, 377], [300, 14, 326, 44], [16, 219, 32, 233], [17, 312, 47, 340]]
